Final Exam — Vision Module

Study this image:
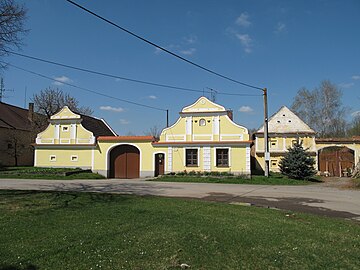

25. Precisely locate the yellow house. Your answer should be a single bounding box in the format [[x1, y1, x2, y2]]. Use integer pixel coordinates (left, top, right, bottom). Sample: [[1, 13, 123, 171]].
[[34, 96, 252, 178], [253, 106, 317, 173]]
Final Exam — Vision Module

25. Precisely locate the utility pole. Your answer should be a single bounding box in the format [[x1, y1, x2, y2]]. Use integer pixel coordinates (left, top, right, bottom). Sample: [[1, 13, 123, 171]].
[[166, 109, 169, 127], [0, 78, 13, 102], [263, 88, 270, 177]]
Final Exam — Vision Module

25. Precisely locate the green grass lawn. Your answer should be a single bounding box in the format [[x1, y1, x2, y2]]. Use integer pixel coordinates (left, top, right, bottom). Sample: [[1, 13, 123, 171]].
[[0, 191, 359, 269], [0, 166, 105, 180], [151, 174, 320, 185]]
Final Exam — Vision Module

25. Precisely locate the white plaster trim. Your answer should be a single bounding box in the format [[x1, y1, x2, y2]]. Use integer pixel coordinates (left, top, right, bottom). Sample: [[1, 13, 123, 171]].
[[60, 139, 71, 144], [246, 146, 251, 172], [186, 116, 192, 135], [70, 123, 76, 139], [105, 143, 142, 178], [213, 115, 220, 136], [203, 146, 211, 171], [160, 117, 182, 134], [223, 115, 249, 134], [192, 134, 213, 141], [34, 149, 37, 166], [181, 96, 226, 113], [100, 118, 117, 136], [166, 134, 186, 142], [220, 134, 244, 141], [54, 124, 60, 140], [168, 147, 173, 172]]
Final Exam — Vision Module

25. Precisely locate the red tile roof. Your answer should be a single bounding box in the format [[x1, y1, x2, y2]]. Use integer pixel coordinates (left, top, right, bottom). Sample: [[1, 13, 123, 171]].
[[97, 136, 155, 141]]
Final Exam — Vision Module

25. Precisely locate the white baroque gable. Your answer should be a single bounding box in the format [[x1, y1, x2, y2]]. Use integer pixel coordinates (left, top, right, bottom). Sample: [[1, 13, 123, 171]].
[[257, 106, 315, 134]]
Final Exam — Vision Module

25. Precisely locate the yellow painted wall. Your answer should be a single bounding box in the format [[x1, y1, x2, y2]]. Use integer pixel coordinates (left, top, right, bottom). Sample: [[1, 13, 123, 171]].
[[35, 148, 93, 168]]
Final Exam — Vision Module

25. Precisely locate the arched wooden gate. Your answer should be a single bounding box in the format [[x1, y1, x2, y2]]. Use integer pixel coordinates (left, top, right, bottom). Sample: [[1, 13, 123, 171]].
[[109, 145, 140, 178], [318, 146, 354, 177]]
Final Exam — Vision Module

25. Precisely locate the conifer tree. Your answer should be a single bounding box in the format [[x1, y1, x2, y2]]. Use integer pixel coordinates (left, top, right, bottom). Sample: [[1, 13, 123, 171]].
[[278, 141, 316, 180]]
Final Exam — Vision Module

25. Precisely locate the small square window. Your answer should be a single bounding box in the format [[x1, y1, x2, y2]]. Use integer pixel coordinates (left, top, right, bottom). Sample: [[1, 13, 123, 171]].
[[71, 155, 78, 162], [62, 126, 69, 132], [271, 160, 277, 168], [270, 139, 278, 148], [50, 155, 56, 162]]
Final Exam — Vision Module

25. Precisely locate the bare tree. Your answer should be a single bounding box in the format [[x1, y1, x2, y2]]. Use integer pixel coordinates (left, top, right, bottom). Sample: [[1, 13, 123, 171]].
[[291, 80, 348, 138], [144, 125, 162, 139], [0, 0, 27, 65], [32, 87, 93, 118], [348, 114, 360, 137]]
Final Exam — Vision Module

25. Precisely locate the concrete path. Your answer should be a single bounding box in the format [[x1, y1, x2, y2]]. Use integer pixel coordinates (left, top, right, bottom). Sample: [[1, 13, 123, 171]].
[[0, 178, 359, 221]]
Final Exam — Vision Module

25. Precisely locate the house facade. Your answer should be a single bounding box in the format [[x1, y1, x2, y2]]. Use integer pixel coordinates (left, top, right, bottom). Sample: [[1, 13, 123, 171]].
[[34, 97, 252, 178], [253, 106, 317, 173]]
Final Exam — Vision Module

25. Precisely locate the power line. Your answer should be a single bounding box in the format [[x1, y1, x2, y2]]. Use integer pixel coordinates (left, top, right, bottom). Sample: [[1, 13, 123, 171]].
[[65, 0, 264, 91], [1, 61, 167, 112], [7, 51, 261, 97]]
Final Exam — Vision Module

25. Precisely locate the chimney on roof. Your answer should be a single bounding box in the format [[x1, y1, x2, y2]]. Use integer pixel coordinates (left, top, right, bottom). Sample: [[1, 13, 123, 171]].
[[227, 110, 233, 120], [28, 102, 34, 121]]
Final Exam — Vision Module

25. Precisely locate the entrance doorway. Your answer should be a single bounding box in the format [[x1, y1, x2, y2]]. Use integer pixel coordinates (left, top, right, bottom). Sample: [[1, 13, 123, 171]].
[[155, 153, 165, 177], [318, 146, 354, 177], [109, 145, 140, 178]]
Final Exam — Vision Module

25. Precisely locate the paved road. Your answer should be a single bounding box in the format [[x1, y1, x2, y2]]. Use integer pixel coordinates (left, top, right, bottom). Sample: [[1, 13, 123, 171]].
[[0, 178, 359, 221]]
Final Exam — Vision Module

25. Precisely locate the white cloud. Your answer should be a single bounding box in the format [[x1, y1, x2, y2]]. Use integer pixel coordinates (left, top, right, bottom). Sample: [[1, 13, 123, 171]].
[[239, 106, 254, 113], [235, 33, 252, 53], [352, 75, 360, 80], [275, 22, 286, 33], [351, 111, 360, 117], [53, 76, 72, 86], [120, 119, 130, 125], [339, 82, 354, 89], [184, 35, 198, 44], [100, 106, 124, 112], [148, 95, 157, 100], [236, 13, 251, 27], [180, 48, 196, 55]]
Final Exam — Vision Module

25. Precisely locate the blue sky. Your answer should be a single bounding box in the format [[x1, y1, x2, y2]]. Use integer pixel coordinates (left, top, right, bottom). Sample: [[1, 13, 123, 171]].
[[3, 0, 360, 135]]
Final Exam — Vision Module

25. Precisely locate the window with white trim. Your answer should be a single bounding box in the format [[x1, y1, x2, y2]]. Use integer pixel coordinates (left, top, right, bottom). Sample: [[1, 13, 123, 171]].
[[50, 155, 56, 162], [186, 149, 198, 167], [71, 155, 78, 162], [62, 126, 69, 132], [216, 148, 229, 167], [199, 118, 206, 126]]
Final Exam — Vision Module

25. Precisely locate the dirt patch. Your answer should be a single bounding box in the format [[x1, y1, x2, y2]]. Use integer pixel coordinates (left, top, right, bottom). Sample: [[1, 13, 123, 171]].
[[319, 177, 357, 189]]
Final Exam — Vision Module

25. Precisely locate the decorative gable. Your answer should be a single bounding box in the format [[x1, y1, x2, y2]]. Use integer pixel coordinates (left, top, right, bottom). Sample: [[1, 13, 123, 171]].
[[181, 96, 226, 113], [257, 106, 315, 134], [50, 106, 81, 120]]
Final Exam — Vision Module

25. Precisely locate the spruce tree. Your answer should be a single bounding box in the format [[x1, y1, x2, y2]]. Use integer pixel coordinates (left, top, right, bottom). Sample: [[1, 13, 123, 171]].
[[278, 141, 316, 180]]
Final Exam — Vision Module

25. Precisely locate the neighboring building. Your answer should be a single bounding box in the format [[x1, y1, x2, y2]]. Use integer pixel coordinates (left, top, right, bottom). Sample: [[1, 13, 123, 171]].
[[0, 102, 45, 166], [34, 96, 252, 178], [253, 106, 317, 173]]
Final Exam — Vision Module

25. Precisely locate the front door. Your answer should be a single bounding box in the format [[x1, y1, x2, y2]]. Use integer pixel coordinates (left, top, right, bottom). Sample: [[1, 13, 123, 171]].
[[155, 153, 165, 177]]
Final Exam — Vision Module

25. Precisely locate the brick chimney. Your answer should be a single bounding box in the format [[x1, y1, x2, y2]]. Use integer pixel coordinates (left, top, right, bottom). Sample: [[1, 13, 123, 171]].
[[227, 110, 233, 120], [28, 102, 34, 121]]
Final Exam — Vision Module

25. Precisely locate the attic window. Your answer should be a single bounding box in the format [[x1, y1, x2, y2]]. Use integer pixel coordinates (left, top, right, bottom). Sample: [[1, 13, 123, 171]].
[[71, 155, 78, 162], [199, 119, 206, 126], [50, 155, 56, 162], [283, 114, 286, 117], [62, 126, 69, 132], [288, 120, 292, 123], [277, 120, 280, 123]]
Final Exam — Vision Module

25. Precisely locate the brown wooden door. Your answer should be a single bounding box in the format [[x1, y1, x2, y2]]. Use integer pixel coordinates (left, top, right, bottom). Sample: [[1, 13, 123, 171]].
[[155, 153, 165, 177], [110, 145, 140, 179], [318, 147, 354, 177]]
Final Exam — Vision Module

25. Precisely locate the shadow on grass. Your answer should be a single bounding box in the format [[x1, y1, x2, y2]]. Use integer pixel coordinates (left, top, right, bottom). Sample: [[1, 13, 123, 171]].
[[0, 264, 37, 270]]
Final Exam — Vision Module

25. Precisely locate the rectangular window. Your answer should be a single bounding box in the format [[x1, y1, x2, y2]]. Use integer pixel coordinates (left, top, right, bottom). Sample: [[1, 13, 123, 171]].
[[62, 126, 69, 132], [50, 155, 56, 162], [216, 148, 229, 167], [271, 159, 277, 168], [270, 139, 278, 149], [292, 139, 298, 147], [186, 149, 198, 167], [71, 155, 78, 162]]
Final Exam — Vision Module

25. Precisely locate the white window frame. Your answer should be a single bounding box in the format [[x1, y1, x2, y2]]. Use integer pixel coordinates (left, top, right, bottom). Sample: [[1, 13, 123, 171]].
[[62, 126, 69, 132], [214, 147, 231, 167], [49, 155, 56, 162], [184, 147, 200, 167], [71, 155, 78, 162]]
